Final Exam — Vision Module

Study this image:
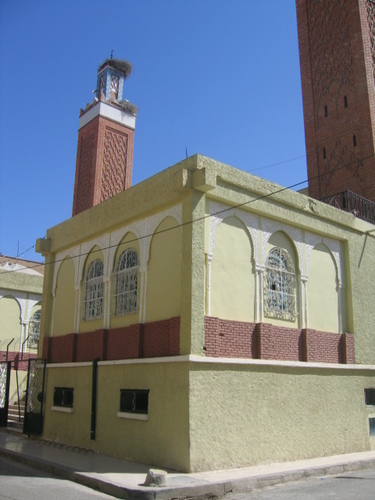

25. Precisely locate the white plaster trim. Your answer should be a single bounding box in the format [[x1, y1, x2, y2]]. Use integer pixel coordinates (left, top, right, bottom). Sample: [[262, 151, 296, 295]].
[[209, 201, 259, 262], [98, 355, 190, 366], [53, 246, 80, 294], [46, 355, 375, 372], [206, 253, 213, 315], [51, 406, 74, 414], [109, 224, 142, 269], [81, 235, 111, 280], [143, 204, 182, 263], [255, 265, 265, 323], [305, 234, 341, 282], [261, 218, 303, 273], [78, 101, 136, 131], [46, 362, 93, 368], [117, 412, 148, 421], [189, 355, 375, 371]]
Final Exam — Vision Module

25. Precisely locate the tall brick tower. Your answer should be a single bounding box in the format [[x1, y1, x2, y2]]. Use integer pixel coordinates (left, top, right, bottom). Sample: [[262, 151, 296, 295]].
[[72, 59, 137, 216], [296, 0, 375, 213]]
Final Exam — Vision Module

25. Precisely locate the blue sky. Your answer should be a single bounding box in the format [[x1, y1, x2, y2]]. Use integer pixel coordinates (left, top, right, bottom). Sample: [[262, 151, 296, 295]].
[[0, 0, 307, 262]]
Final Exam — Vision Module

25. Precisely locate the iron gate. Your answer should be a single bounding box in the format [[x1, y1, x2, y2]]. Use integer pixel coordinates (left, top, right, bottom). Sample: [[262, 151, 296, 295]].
[[23, 358, 46, 435], [0, 361, 11, 427]]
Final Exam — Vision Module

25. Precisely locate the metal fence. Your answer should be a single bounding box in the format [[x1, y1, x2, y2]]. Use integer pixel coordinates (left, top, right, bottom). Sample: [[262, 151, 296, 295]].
[[321, 190, 375, 224]]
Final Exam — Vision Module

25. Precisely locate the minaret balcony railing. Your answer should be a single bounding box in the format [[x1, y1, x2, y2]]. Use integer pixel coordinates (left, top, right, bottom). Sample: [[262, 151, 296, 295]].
[[320, 190, 375, 225]]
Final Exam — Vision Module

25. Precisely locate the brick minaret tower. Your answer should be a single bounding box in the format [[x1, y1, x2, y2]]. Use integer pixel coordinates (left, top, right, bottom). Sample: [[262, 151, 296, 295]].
[[72, 59, 137, 216], [296, 0, 375, 207]]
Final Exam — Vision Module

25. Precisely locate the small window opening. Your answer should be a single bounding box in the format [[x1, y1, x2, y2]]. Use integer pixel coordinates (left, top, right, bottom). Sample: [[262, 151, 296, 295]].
[[369, 418, 375, 437], [324, 105, 328, 117], [323, 147, 326, 160], [353, 134, 357, 147], [53, 387, 74, 408], [120, 389, 149, 414], [344, 95, 348, 108], [365, 389, 375, 406]]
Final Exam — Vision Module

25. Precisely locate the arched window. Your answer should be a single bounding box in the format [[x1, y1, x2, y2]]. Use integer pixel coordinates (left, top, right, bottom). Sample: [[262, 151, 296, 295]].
[[264, 247, 296, 320], [28, 309, 41, 349], [112, 249, 138, 316], [83, 260, 104, 320]]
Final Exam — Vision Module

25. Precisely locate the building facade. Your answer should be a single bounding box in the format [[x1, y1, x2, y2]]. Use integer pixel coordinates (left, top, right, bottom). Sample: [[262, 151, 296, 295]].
[[32, 13, 375, 468], [36, 155, 375, 472]]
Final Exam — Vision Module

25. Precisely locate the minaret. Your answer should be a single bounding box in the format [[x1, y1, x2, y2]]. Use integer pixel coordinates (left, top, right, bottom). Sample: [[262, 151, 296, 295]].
[[296, 0, 375, 208], [72, 58, 137, 216]]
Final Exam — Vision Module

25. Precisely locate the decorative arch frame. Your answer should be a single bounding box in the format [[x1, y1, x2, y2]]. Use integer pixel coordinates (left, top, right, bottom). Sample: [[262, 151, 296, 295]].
[[209, 201, 258, 263], [261, 220, 303, 274], [53, 204, 183, 329]]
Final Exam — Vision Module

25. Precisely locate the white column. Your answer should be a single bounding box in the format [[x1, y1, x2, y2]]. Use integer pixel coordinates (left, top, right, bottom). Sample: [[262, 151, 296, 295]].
[[300, 275, 308, 329], [19, 322, 27, 352], [103, 276, 111, 329], [74, 286, 80, 333], [138, 265, 148, 324], [255, 264, 265, 323], [206, 253, 213, 316], [337, 280, 343, 334]]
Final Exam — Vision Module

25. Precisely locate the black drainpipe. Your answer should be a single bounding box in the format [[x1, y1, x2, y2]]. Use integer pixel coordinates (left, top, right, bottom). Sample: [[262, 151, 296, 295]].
[[90, 358, 100, 440]]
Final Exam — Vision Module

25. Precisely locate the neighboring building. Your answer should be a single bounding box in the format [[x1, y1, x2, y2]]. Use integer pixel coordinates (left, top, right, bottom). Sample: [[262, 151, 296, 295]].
[[296, 0, 375, 222], [0, 255, 43, 404], [34, 6, 375, 471]]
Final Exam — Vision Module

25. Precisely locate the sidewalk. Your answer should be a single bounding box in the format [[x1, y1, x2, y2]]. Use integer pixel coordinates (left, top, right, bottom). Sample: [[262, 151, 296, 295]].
[[1, 428, 375, 499]]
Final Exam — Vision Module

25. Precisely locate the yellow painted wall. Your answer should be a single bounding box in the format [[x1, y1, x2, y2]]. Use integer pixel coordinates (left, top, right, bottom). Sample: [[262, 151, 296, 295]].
[[0, 296, 21, 344], [146, 217, 182, 322], [110, 232, 140, 329], [307, 244, 339, 332], [42, 366, 93, 448], [210, 216, 255, 321], [53, 258, 75, 336], [189, 361, 375, 471], [42, 361, 190, 471]]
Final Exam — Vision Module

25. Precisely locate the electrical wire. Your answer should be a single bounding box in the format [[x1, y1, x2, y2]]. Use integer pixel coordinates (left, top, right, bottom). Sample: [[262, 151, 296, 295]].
[[1, 151, 373, 275]]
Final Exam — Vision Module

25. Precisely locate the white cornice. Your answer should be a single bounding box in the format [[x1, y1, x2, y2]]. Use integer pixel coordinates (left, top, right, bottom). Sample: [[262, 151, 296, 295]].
[[78, 101, 136, 131], [46, 355, 375, 372]]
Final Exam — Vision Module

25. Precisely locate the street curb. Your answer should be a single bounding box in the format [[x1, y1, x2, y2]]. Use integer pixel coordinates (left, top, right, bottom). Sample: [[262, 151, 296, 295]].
[[1, 446, 375, 499]]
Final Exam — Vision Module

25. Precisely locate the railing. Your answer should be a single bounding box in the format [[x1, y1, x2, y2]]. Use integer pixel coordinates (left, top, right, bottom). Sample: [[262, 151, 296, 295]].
[[320, 190, 375, 224]]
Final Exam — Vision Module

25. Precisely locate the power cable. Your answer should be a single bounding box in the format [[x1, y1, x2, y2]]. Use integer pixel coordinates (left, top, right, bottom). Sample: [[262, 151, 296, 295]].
[[1, 151, 373, 275]]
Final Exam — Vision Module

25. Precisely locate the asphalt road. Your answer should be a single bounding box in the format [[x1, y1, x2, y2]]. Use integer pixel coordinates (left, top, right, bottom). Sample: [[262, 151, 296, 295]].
[[224, 467, 375, 499], [0, 456, 114, 500]]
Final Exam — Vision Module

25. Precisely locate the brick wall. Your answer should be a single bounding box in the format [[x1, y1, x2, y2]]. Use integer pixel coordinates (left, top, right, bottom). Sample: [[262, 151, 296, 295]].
[[296, 0, 375, 203], [258, 323, 303, 362], [204, 317, 258, 358], [205, 317, 355, 364], [0, 351, 37, 371], [43, 316, 180, 363], [72, 111, 135, 216], [302, 328, 343, 363]]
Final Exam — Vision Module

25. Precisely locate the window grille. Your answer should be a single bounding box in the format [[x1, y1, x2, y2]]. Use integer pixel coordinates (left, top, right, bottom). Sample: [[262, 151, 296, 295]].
[[82, 260, 104, 321], [120, 389, 149, 414], [28, 310, 41, 349], [53, 387, 74, 408], [112, 249, 138, 316], [264, 247, 296, 321]]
